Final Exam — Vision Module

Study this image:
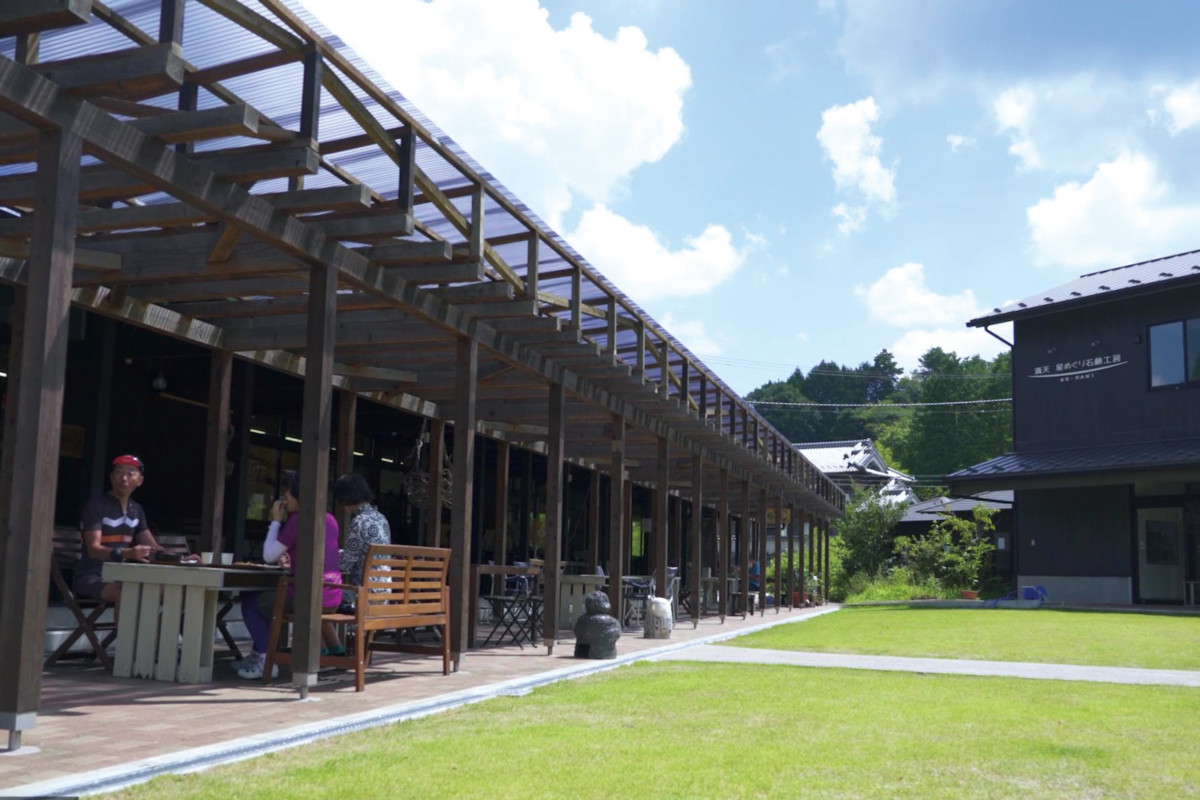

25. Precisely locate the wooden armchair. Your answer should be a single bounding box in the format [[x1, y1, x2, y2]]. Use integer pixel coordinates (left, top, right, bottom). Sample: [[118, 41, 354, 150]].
[[45, 527, 115, 670], [264, 544, 451, 691]]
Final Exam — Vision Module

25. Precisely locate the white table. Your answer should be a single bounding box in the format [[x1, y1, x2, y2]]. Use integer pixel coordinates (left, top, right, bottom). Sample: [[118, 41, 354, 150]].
[[102, 562, 281, 682], [558, 574, 607, 630]]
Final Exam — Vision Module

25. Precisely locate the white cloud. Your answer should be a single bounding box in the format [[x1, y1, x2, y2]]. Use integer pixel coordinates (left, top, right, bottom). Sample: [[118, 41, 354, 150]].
[[567, 204, 744, 302], [946, 134, 974, 152], [832, 202, 866, 234], [817, 97, 896, 231], [659, 313, 723, 357], [889, 327, 1011, 373], [1155, 82, 1200, 135], [298, 0, 691, 229], [854, 263, 980, 327], [993, 86, 1042, 170], [796, 331, 810, 342], [1027, 151, 1200, 269]]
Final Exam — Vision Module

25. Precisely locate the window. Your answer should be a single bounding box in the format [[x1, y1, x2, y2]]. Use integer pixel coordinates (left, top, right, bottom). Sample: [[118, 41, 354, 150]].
[[1149, 319, 1200, 387]]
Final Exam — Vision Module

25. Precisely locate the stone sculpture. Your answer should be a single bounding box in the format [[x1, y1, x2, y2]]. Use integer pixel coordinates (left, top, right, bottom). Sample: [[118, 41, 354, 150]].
[[573, 590, 621, 659]]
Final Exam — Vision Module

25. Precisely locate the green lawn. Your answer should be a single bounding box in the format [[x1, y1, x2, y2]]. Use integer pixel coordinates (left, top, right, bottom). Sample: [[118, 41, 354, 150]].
[[727, 606, 1200, 669], [112, 661, 1200, 800]]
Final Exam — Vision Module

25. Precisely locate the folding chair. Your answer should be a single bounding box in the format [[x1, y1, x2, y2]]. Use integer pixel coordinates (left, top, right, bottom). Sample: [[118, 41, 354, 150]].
[[45, 527, 115, 670]]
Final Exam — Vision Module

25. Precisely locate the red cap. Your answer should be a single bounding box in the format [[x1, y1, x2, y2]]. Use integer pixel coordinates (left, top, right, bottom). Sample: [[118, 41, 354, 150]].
[[112, 454, 144, 473]]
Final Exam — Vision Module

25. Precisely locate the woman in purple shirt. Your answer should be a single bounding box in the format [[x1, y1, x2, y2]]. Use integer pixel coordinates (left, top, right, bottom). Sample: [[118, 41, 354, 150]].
[[237, 470, 343, 680]]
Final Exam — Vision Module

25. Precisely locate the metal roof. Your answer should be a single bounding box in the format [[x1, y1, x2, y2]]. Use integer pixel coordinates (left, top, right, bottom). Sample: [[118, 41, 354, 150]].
[[899, 491, 1011, 523], [947, 439, 1200, 485], [968, 248, 1200, 327]]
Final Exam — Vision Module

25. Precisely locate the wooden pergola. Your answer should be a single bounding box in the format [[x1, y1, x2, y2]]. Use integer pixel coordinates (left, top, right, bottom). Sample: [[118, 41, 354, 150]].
[[0, 0, 845, 749]]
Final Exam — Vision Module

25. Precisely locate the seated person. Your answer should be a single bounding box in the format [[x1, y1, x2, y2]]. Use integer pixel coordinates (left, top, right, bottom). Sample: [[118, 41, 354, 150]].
[[748, 559, 762, 592], [237, 470, 343, 680], [332, 472, 391, 611], [75, 455, 171, 618]]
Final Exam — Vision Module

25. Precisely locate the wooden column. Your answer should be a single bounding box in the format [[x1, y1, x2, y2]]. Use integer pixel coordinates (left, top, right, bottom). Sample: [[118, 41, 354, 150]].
[[0, 129, 81, 750], [449, 338, 478, 669], [739, 480, 751, 619], [542, 382, 565, 650], [669, 494, 682, 570], [335, 389, 356, 545], [426, 418, 445, 547], [201, 350, 233, 555], [718, 468, 730, 622], [606, 414, 625, 613], [494, 440, 510, 564], [788, 501, 798, 609], [757, 487, 768, 616], [774, 493, 783, 614], [623, 477, 632, 574], [823, 517, 831, 604], [809, 510, 817, 602], [689, 455, 703, 628], [292, 261, 336, 695], [653, 437, 669, 599], [587, 468, 600, 571]]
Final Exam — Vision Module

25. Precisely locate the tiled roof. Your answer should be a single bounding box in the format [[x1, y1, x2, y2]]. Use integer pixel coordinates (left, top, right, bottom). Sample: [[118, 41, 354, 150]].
[[948, 439, 1200, 484], [969, 249, 1200, 327]]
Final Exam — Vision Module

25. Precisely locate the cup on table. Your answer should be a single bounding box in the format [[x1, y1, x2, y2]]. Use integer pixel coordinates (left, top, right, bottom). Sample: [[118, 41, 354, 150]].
[[200, 551, 214, 565], [220, 552, 234, 565]]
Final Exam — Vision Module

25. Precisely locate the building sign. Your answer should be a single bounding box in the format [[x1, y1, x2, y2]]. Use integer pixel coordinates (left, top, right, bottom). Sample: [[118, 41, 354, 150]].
[[1029, 353, 1128, 383]]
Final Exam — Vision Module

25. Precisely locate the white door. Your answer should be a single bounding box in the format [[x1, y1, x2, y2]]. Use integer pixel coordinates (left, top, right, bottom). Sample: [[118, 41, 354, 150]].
[[1137, 508, 1184, 602]]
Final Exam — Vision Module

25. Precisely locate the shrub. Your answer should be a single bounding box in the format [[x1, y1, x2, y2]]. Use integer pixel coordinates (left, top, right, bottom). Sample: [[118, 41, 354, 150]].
[[892, 504, 997, 591]]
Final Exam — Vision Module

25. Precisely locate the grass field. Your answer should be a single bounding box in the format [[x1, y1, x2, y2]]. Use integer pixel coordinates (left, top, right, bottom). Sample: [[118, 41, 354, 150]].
[[111, 660, 1200, 800], [728, 606, 1200, 670]]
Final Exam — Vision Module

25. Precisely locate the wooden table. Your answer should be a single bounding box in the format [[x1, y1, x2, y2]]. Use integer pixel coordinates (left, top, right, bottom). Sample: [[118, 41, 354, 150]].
[[101, 562, 282, 682]]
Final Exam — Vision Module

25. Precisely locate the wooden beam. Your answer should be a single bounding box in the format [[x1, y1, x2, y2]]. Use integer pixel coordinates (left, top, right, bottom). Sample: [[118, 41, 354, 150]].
[[542, 381, 564, 649], [607, 413, 625, 614], [33, 42, 185, 100], [690, 455, 703, 627], [0, 0, 91, 37]]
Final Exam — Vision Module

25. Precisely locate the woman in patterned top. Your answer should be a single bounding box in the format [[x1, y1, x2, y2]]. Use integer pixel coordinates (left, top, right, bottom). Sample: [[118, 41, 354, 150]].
[[333, 472, 392, 609]]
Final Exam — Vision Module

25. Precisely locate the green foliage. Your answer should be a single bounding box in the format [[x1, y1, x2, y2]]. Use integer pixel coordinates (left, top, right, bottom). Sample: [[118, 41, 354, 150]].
[[841, 566, 952, 603], [832, 488, 907, 578], [893, 504, 997, 590]]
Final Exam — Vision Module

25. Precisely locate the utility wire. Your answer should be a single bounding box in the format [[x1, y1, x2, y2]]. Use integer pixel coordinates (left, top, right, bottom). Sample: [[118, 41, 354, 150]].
[[750, 398, 1011, 409]]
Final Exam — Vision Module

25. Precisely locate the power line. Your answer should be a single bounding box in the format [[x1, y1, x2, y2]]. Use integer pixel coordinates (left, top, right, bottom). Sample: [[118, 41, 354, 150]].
[[750, 398, 1011, 409]]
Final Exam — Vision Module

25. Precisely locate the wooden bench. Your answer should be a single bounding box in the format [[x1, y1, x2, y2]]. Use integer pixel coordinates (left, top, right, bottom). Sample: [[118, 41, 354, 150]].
[[264, 544, 451, 692], [46, 526, 116, 670]]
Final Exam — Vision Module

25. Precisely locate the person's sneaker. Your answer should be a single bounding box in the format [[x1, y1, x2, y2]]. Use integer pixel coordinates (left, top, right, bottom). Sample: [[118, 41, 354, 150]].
[[230, 651, 259, 671], [236, 654, 279, 681], [321, 645, 346, 657]]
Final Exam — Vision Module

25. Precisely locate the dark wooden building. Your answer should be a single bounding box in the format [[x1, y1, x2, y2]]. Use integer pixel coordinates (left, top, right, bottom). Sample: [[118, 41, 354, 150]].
[[949, 250, 1200, 605]]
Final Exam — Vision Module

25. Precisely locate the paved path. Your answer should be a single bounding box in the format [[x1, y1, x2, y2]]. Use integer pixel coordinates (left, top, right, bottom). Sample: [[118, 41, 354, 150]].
[[651, 644, 1200, 687]]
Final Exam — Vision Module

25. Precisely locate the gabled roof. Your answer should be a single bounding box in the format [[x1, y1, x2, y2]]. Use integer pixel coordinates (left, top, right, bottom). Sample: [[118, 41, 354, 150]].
[[968, 248, 1200, 327], [794, 439, 913, 481], [900, 491, 1012, 523]]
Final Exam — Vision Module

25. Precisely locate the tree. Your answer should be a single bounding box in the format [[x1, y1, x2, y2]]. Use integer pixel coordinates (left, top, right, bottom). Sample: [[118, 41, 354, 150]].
[[832, 488, 907, 578], [893, 504, 997, 590]]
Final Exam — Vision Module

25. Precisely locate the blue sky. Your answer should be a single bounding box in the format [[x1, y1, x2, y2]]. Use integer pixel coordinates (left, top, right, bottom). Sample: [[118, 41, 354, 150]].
[[298, 0, 1200, 395]]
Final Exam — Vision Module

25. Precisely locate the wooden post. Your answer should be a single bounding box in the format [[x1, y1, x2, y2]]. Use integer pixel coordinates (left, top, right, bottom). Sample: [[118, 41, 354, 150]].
[[335, 389, 356, 545], [201, 350, 233, 556], [690, 455, 703, 628], [774, 493, 783, 614], [494, 440, 510, 564], [718, 468, 729, 622], [739, 480, 751, 619], [809, 510, 817, 602], [653, 437, 668, 601], [587, 468, 600, 571], [606, 414, 625, 614], [788, 501, 798, 609], [426, 418, 445, 547], [757, 487, 768, 616], [823, 517, 831, 604], [0, 129, 81, 750], [543, 382, 565, 650], [449, 338, 477, 669], [292, 261, 336, 695], [669, 494, 682, 575]]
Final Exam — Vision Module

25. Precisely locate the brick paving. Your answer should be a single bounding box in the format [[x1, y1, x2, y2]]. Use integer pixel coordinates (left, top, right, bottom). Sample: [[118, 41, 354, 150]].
[[1, 606, 822, 795]]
